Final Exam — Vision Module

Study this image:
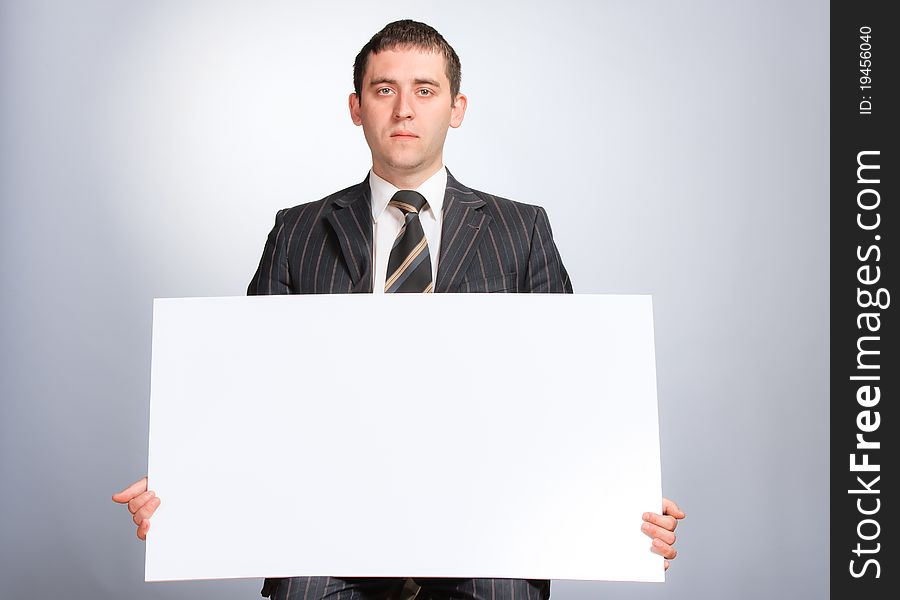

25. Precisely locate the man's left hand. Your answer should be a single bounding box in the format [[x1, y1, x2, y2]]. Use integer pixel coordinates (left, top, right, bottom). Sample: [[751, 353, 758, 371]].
[[641, 497, 685, 571]]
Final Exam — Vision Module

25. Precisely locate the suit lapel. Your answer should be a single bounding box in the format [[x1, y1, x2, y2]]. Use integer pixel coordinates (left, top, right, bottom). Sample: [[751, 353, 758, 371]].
[[325, 180, 374, 293], [435, 171, 493, 293]]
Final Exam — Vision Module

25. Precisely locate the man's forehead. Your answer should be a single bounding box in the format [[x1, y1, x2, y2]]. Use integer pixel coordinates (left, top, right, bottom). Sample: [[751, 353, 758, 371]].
[[364, 47, 447, 82]]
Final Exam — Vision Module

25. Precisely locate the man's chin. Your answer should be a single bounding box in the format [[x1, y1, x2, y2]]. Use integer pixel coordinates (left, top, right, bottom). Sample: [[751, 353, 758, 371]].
[[383, 158, 428, 173]]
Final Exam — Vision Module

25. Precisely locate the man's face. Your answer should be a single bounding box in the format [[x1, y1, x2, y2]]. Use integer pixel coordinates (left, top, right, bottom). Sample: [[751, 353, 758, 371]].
[[349, 47, 467, 186]]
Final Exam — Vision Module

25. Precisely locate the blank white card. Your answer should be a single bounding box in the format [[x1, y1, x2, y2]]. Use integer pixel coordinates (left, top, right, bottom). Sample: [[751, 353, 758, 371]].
[[145, 294, 663, 582]]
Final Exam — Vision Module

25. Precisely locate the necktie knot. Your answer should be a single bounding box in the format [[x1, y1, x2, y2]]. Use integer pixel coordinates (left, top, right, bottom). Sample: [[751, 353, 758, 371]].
[[389, 190, 428, 215]]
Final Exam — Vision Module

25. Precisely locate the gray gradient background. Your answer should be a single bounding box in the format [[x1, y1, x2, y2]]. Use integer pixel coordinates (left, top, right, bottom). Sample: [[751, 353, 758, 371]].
[[0, 1, 828, 599]]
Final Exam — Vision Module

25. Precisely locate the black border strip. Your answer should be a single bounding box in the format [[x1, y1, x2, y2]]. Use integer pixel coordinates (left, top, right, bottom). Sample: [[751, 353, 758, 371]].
[[831, 1, 897, 596]]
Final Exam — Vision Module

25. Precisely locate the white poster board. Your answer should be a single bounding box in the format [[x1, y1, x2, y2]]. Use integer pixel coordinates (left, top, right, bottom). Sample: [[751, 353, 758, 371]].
[[145, 294, 663, 582]]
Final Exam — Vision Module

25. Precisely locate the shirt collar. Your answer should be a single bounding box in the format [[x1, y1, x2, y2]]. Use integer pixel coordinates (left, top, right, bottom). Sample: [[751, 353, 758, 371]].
[[369, 167, 447, 223]]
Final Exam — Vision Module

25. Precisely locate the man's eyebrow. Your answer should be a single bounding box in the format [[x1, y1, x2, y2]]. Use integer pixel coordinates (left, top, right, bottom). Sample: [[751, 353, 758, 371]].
[[368, 77, 399, 87]]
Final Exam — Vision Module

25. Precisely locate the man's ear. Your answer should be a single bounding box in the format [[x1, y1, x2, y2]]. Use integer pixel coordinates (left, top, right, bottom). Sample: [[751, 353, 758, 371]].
[[349, 93, 362, 126], [450, 93, 467, 128]]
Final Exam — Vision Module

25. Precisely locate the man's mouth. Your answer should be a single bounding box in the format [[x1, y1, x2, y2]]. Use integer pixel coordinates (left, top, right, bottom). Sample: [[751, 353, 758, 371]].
[[391, 131, 418, 139]]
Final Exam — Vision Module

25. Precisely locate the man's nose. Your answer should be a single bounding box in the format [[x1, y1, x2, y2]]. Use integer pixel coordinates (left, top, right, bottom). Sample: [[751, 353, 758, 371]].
[[393, 91, 414, 119]]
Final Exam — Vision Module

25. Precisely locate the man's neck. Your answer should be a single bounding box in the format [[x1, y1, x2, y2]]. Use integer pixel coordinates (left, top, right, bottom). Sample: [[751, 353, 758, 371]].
[[372, 163, 444, 190]]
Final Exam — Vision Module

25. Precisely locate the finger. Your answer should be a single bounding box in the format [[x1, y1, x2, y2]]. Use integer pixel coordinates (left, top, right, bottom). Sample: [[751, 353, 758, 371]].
[[127, 490, 156, 515], [663, 560, 670, 571], [112, 477, 148, 503], [643, 511, 678, 532], [137, 519, 150, 541], [651, 537, 677, 561], [132, 496, 161, 527], [641, 521, 676, 545], [662, 497, 686, 519]]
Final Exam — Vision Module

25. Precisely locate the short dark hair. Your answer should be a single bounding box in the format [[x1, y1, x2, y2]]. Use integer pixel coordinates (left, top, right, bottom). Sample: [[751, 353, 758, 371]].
[[353, 20, 462, 101]]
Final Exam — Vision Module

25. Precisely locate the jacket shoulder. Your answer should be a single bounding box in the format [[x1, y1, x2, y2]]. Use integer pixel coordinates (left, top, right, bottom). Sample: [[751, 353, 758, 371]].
[[452, 183, 549, 226], [276, 180, 368, 225], [445, 172, 544, 215]]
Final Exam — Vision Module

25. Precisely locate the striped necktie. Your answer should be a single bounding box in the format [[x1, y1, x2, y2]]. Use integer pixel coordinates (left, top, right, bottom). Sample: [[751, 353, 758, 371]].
[[385, 190, 433, 293]]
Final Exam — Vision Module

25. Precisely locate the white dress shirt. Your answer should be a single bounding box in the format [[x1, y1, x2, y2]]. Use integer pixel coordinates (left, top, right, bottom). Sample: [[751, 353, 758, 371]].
[[369, 167, 446, 293]]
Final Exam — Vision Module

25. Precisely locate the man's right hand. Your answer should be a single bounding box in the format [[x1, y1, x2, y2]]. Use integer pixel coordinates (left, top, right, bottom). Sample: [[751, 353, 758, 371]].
[[112, 477, 160, 541]]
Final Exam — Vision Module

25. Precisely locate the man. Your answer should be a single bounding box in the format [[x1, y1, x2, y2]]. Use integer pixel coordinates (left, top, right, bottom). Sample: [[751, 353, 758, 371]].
[[113, 19, 685, 600]]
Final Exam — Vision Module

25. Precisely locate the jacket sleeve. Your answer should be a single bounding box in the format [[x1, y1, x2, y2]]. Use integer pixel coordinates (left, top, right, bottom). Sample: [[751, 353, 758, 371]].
[[524, 206, 573, 293], [247, 209, 292, 296]]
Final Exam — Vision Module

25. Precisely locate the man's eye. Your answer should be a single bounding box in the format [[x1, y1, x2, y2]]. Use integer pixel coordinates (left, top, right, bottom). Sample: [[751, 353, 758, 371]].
[[417, 89, 433, 96], [377, 87, 393, 95]]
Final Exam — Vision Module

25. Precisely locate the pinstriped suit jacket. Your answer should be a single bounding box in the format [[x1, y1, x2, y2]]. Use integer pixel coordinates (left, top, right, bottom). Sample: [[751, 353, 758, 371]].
[[251, 170, 568, 597], [247, 170, 572, 295]]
